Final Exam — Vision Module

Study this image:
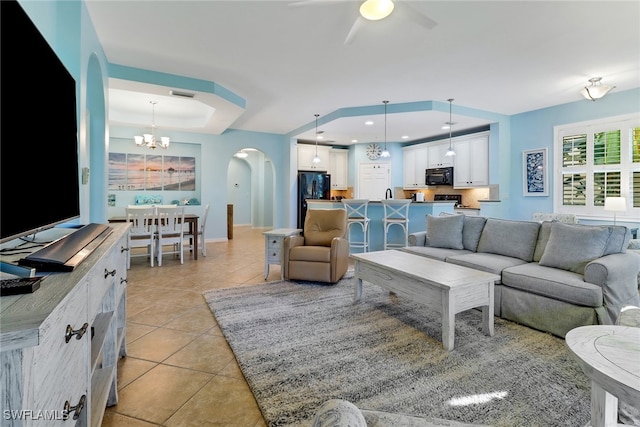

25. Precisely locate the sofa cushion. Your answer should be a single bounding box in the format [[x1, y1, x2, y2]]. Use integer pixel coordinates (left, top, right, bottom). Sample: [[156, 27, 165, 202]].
[[502, 262, 603, 307], [426, 214, 464, 249], [539, 222, 610, 274], [446, 252, 529, 284], [401, 246, 472, 262], [462, 215, 487, 251], [476, 218, 540, 262], [533, 221, 553, 262]]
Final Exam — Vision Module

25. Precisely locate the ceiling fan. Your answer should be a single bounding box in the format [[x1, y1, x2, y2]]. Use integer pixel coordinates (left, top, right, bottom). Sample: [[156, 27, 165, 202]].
[[289, 0, 438, 45]]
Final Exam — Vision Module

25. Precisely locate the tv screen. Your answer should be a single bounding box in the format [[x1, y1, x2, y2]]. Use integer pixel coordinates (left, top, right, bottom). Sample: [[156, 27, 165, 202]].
[[1, 0, 80, 244]]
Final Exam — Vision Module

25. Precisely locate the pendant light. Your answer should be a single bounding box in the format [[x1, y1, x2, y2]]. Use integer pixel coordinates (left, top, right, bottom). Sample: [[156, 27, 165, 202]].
[[312, 113, 321, 164], [445, 98, 456, 157], [380, 100, 391, 158]]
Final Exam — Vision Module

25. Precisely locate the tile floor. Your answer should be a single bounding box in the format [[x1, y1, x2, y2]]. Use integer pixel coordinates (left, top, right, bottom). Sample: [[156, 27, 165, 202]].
[[102, 226, 276, 427]]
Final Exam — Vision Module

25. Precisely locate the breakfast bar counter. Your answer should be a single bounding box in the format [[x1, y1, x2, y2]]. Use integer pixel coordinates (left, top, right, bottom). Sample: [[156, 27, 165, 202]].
[[306, 200, 455, 252]]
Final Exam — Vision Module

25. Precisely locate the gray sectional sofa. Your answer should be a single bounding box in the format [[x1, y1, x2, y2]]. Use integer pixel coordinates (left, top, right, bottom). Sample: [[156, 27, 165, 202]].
[[403, 214, 640, 337]]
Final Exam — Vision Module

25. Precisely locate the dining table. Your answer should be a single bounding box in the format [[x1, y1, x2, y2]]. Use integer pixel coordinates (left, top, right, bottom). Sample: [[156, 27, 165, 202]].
[[108, 213, 200, 260]]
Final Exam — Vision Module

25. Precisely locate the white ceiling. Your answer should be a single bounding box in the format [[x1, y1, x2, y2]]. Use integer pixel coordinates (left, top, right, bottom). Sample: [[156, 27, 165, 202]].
[[85, 0, 640, 146]]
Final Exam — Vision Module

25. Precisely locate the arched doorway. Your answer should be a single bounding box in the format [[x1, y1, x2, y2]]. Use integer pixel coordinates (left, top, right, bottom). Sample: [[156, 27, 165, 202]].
[[227, 148, 275, 230]]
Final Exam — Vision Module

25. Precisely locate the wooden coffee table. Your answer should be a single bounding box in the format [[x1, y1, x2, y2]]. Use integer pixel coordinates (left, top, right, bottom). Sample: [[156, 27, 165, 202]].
[[351, 250, 500, 351], [565, 325, 640, 427]]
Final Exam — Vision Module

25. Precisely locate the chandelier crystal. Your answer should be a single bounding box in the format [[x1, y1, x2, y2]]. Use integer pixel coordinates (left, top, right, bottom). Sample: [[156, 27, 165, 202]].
[[134, 101, 170, 149]]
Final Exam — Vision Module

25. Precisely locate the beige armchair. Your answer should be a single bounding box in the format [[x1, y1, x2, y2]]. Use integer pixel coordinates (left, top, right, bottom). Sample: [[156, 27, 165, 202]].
[[283, 209, 349, 284]]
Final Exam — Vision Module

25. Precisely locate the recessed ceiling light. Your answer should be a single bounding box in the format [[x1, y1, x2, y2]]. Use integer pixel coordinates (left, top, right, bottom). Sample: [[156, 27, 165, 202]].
[[442, 125, 450, 130], [401, 135, 409, 139], [365, 120, 374, 126], [351, 139, 358, 143]]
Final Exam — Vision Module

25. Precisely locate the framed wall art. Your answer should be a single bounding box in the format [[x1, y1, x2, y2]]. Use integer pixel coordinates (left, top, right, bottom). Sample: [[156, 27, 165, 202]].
[[523, 148, 548, 196]]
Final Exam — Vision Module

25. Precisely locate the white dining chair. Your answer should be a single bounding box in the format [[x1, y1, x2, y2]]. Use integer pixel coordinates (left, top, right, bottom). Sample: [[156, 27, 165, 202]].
[[125, 205, 157, 268], [185, 204, 209, 257], [156, 205, 185, 266]]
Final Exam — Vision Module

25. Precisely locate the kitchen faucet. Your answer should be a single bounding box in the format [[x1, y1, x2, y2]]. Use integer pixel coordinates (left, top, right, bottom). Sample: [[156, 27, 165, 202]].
[[385, 188, 393, 200]]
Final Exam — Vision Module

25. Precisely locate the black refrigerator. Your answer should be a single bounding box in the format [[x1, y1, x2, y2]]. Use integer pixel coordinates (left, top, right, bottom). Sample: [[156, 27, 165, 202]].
[[297, 171, 331, 229]]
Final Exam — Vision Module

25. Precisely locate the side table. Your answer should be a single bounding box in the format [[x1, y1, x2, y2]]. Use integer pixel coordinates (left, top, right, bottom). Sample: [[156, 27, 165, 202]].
[[565, 325, 640, 427], [263, 228, 302, 280]]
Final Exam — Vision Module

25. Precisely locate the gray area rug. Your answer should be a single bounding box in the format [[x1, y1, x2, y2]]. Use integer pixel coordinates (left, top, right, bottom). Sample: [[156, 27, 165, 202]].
[[204, 273, 591, 427]]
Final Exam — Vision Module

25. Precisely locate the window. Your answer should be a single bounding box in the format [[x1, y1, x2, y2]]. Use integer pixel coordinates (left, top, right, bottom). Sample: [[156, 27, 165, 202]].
[[554, 114, 640, 220]]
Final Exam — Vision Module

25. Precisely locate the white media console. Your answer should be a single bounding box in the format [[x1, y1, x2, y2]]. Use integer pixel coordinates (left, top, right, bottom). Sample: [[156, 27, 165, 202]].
[[0, 223, 129, 426]]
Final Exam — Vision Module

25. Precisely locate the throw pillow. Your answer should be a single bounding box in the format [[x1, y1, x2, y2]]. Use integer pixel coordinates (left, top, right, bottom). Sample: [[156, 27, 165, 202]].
[[533, 221, 554, 262], [426, 214, 464, 249], [462, 216, 487, 251], [539, 222, 611, 274]]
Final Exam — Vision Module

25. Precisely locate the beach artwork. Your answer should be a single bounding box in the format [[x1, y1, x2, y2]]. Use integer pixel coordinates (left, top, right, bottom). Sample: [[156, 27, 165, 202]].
[[108, 153, 196, 191]]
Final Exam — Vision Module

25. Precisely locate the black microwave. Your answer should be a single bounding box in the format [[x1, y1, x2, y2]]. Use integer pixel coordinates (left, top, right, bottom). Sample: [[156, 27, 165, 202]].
[[426, 167, 454, 185]]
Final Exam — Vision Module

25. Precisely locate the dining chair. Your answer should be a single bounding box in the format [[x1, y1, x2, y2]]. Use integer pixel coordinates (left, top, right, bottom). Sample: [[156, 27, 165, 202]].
[[184, 203, 209, 257], [156, 205, 185, 266], [125, 205, 157, 268]]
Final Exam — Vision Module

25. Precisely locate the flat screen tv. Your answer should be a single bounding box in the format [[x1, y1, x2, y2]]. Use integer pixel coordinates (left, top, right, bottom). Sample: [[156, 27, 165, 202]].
[[1, 0, 81, 244]]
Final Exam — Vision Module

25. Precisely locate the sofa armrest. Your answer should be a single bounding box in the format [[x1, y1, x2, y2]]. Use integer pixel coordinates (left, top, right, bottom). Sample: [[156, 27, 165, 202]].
[[408, 231, 427, 247], [584, 252, 640, 324]]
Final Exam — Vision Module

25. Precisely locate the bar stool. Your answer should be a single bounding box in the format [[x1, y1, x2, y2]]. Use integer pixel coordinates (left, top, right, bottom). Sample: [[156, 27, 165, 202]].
[[342, 199, 370, 253], [381, 199, 412, 250]]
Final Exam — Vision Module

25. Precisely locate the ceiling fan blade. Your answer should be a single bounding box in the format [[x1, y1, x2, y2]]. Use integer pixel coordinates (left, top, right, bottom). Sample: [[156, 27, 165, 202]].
[[401, 2, 438, 30], [344, 15, 366, 45]]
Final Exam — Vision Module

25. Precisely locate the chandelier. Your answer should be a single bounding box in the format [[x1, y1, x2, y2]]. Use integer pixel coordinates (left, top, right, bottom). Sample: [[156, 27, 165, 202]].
[[134, 101, 170, 149]]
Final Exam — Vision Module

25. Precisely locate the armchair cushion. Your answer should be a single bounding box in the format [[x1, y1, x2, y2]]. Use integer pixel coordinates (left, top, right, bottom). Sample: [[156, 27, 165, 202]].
[[304, 209, 348, 246]]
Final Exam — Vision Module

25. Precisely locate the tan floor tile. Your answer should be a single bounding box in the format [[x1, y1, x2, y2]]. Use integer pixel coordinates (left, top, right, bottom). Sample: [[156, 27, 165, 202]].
[[217, 358, 246, 380], [102, 409, 161, 426], [163, 334, 235, 374], [126, 322, 156, 344], [114, 364, 212, 425], [127, 328, 198, 362], [117, 356, 158, 389], [127, 302, 190, 327], [162, 306, 217, 334], [164, 375, 263, 427]]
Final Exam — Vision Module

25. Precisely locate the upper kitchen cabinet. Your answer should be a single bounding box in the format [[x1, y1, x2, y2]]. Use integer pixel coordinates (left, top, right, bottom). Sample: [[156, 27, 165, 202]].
[[428, 142, 454, 168], [298, 144, 330, 171], [328, 148, 348, 190], [453, 132, 489, 188], [403, 145, 429, 189]]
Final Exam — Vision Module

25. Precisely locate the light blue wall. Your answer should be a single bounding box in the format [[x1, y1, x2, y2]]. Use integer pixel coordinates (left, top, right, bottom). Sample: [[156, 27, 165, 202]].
[[509, 88, 640, 222], [20, 0, 639, 245]]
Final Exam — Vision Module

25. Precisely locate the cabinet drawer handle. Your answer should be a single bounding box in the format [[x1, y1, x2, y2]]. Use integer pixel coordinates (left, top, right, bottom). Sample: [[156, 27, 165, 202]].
[[121, 246, 130, 253], [104, 268, 116, 278], [120, 278, 128, 285], [65, 323, 89, 343], [64, 394, 86, 420]]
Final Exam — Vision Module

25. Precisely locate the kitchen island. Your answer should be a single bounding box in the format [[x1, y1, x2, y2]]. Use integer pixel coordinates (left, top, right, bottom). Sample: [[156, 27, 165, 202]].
[[306, 199, 455, 252]]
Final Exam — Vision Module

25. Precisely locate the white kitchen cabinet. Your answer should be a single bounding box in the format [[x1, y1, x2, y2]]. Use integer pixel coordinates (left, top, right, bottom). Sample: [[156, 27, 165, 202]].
[[1, 223, 129, 427], [402, 145, 429, 189], [298, 144, 330, 171], [453, 133, 489, 188], [328, 149, 348, 190], [428, 142, 454, 168]]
